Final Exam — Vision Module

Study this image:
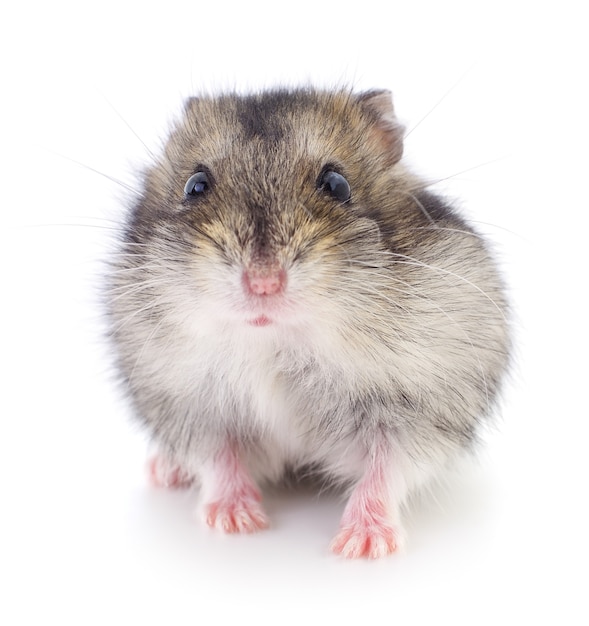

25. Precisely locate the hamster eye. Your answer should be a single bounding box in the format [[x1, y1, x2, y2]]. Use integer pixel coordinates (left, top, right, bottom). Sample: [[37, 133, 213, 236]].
[[318, 169, 351, 202], [184, 171, 210, 197]]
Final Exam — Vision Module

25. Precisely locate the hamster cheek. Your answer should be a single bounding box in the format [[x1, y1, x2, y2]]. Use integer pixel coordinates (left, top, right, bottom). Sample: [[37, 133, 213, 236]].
[[199, 444, 269, 534]]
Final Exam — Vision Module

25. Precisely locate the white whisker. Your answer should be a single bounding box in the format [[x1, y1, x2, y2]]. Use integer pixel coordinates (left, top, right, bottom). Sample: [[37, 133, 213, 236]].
[[395, 190, 437, 226], [372, 250, 508, 321]]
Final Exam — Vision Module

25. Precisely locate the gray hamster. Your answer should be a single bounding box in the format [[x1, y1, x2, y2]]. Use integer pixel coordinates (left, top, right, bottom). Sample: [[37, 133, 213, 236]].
[[106, 88, 511, 558]]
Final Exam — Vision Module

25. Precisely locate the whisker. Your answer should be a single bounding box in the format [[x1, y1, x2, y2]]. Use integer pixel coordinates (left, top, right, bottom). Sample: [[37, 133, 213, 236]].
[[409, 155, 510, 191], [466, 220, 525, 240], [128, 313, 171, 381], [107, 263, 163, 275], [408, 225, 487, 240], [404, 63, 476, 139], [395, 189, 437, 226], [44, 149, 140, 195], [107, 277, 177, 302], [20, 221, 122, 232], [382, 252, 507, 320], [296, 199, 316, 221], [102, 95, 160, 164], [109, 292, 169, 333], [100, 93, 181, 184]]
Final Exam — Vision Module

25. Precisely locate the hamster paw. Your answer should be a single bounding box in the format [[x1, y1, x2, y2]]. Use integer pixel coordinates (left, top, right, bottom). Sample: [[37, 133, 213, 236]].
[[330, 521, 404, 559], [201, 444, 269, 533], [147, 455, 193, 489], [204, 489, 270, 534]]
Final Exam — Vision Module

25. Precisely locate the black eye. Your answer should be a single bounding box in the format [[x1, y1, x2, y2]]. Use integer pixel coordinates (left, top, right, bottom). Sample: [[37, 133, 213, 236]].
[[184, 171, 210, 197], [318, 169, 351, 202]]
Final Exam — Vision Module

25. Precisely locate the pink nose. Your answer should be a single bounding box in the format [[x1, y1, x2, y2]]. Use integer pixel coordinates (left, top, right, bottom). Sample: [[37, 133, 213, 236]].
[[243, 268, 286, 296]]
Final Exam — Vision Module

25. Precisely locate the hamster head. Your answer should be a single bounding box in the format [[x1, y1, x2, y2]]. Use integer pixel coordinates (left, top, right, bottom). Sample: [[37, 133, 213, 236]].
[[119, 89, 417, 338], [115, 87, 507, 376]]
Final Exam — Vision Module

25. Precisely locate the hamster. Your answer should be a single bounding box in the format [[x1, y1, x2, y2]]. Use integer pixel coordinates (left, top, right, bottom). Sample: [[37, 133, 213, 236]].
[[106, 88, 511, 558]]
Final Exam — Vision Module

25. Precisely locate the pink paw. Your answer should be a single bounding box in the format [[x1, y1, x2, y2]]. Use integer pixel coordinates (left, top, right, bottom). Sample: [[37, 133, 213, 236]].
[[147, 455, 193, 489], [330, 522, 404, 559], [204, 490, 269, 534]]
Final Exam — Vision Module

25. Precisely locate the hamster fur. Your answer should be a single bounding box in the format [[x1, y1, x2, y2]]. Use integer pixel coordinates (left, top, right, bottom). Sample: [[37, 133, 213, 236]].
[[106, 88, 511, 558]]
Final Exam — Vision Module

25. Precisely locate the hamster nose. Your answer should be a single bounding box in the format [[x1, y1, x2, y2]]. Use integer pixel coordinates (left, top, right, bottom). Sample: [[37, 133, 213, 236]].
[[243, 267, 287, 296]]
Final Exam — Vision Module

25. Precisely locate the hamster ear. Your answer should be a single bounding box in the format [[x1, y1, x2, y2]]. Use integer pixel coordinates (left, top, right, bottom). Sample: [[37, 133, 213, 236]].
[[356, 89, 404, 166]]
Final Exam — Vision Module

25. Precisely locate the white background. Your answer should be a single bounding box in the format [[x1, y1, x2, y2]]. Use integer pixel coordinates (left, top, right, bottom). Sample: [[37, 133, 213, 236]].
[[2, 1, 588, 624]]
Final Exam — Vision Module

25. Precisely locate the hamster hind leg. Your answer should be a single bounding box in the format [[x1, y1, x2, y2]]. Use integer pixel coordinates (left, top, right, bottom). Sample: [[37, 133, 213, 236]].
[[330, 443, 409, 559], [147, 454, 194, 489], [200, 443, 270, 534]]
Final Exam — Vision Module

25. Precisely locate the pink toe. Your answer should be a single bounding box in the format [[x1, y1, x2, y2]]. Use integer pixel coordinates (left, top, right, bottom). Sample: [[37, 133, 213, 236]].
[[205, 497, 269, 534]]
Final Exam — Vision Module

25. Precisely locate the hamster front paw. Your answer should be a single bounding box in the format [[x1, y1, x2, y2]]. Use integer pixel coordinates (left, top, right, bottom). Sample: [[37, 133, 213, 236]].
[[204, 488, 270, 534], [201, 444, 269, 534]]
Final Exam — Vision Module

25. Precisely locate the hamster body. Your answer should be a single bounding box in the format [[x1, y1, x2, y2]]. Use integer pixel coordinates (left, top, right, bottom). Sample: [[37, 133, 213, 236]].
[[107, 88, 511, 558]]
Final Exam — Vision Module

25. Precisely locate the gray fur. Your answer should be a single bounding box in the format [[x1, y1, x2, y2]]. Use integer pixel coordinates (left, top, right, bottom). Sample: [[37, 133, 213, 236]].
[[106, 88, 511, 548]]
